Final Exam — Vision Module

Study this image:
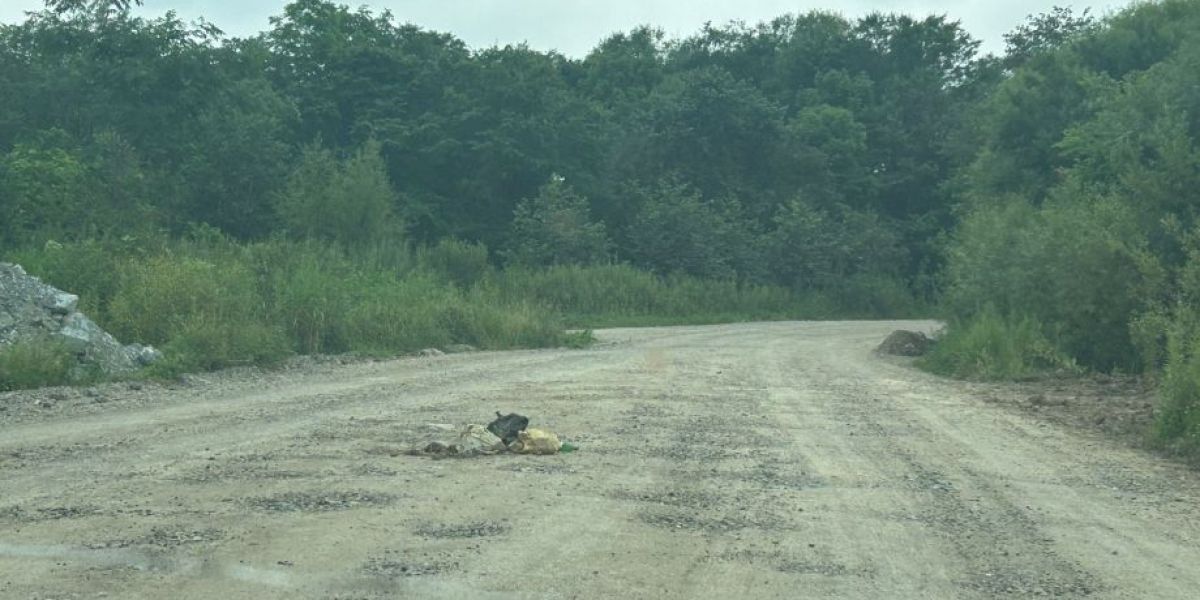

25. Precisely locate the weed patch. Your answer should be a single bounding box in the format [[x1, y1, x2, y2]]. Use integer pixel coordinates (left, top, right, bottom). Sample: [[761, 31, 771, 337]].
[[919, 311, 1078, 381]]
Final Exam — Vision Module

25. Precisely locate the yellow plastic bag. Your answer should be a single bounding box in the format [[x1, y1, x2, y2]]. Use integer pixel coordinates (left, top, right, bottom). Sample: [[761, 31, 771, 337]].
[[508, 428, 562, 455]]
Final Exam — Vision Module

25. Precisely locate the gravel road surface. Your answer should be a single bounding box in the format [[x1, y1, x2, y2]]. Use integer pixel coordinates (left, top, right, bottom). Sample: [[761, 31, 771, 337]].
[[2, 321, 1198, 599]]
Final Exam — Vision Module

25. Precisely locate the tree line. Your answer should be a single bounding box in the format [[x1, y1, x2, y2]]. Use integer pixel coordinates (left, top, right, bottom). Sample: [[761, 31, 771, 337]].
[[0, 0, 1003, 308]]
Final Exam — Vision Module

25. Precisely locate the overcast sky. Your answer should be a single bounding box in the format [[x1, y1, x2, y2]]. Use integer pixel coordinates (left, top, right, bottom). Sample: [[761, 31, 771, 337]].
[[1, 0, 1123, 57]]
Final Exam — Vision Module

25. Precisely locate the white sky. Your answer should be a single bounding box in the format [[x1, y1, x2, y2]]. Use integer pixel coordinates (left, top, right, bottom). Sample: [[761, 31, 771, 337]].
[[0, 0, 1124, 56]]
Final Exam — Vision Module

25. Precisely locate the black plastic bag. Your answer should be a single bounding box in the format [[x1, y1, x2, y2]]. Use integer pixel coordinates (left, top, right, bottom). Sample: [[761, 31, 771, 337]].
[[487, 412, 529, 446]]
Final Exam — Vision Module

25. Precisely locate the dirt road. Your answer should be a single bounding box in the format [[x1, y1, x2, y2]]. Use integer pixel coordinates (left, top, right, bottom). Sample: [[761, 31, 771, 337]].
[[2, 321, 1199, 599]]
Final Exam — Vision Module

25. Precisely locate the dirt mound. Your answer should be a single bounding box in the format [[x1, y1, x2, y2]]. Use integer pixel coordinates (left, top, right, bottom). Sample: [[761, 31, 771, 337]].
[[876, 330, 933, 357], [0, 262, 159, 376]]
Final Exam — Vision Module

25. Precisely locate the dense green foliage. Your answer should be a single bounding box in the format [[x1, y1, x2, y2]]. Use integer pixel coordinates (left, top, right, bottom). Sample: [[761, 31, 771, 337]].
[[5, 1, 1200, 456], [935, 0, 1200, 457], [9, 236, 829, 377], [10, 235, 574, 374], [0, 0, 982, 292]]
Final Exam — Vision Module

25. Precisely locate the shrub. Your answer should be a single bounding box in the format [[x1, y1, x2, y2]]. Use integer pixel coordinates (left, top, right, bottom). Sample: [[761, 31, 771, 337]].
[[342, 274, 458, 354], [109, 254, 290, 370], [248, 241, 356, 354], [942, 196, 1149, 372], [1155, 331, 1200, 460], [487, 263, 820, 326], [766, 199, 907, 293], [0, 339, 76, 391], [157, 318, 290, 374], [919, 310, 1079, 380], [443, 292, 566, 349], [417, 238, 493, 288]]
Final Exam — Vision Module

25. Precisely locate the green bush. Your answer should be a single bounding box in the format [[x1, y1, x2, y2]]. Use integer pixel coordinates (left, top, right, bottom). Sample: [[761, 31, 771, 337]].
[[157, 318, 291, 374], [942, 196, 1149, 372], [1155, 331, 1200, 460], [417, 238, 493, 288], [341, 274, 566, 354], [3, 234, 877, 387], [109, 254, 290, 370], [342, 274, 459, 354], [919, 310, 1078, 380], [562, 329, 596, 349], [442, 292, 566, 349], [487, 263, 816, 326], [0, 339, 76, 391], [249, 241, 356, 354], [625, 179, 758, 281]]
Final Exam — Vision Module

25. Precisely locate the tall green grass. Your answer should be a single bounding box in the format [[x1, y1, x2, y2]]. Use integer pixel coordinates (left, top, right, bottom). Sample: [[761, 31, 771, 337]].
[[918, 310, 1078, 380], [1153, 326, 1200, 462], [0, 339, 76, 391], [2, 236, 920, 388], [3, 237, 576, 380], [487, 264, 833, 326]]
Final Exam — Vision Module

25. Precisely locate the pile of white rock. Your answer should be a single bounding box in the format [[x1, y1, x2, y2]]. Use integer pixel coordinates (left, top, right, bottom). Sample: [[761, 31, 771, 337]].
[[0, 262, 160, 376]]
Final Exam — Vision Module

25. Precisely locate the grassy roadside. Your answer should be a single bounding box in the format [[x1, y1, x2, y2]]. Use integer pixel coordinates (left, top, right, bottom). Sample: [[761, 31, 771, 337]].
[[2, 237, 921, 391], [916, 310, 1200, 465]]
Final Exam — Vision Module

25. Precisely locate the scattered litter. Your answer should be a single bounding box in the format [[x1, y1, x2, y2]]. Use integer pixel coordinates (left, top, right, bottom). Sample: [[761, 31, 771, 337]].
[[406, 412, 574, 458], [409, 424, 506, 458]]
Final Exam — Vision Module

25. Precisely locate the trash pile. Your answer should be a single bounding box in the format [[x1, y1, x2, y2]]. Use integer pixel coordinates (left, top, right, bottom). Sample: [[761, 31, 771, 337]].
[[409, 412, 574, 458]]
